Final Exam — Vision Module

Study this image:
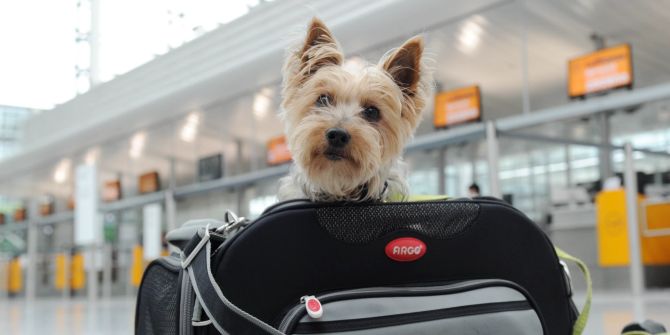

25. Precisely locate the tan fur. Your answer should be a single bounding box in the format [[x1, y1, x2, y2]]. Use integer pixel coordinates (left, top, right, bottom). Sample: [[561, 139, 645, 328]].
[[278, 17, 432, 202]]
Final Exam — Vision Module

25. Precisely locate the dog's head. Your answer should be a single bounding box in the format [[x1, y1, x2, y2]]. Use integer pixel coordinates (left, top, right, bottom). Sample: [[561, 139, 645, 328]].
[[281, 18, 430, 199]]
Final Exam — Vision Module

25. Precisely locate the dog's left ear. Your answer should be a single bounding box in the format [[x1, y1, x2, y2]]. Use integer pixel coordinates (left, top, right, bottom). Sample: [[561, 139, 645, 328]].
[[382, 36, 428, 127], [284, 18, 343, 88]]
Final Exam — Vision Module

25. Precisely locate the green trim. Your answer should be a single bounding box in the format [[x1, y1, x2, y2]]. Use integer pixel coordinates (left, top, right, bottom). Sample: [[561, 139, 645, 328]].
[[555, 247, 592, 335]]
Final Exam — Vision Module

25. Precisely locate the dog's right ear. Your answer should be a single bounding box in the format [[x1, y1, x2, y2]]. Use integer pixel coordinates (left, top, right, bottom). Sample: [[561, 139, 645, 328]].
[[284, 18, 343, 85]]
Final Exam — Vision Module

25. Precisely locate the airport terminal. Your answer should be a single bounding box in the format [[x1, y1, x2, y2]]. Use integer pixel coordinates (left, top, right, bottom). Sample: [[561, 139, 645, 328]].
[[1, 0, 669, 334]]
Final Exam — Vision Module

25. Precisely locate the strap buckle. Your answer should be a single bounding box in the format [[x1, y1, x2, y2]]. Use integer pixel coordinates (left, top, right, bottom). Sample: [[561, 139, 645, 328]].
[[181, 225, 211, 269], [215, 210, 248, 237]]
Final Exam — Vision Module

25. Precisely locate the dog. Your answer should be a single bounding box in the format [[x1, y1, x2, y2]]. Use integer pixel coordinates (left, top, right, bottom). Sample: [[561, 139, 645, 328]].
[[277, 18, 431, 202]]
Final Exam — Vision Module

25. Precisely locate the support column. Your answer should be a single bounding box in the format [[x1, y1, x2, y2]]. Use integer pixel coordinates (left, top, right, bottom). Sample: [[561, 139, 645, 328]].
[[25, 201, 39, 302], [624, 143, 645, 321], [437, 148, 446, 195], [599, 113, 613, 180], [166, 158, 177, 231], [486, 121, 501, 198]]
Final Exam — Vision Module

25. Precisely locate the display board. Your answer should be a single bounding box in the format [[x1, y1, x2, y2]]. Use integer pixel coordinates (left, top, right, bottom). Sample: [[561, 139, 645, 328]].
[[13, 208, 26, 222], [103, 180, 122, 202], [433, 85, 482, 128], [568, 44, 633, 98], [267, 135, 292, 165], [198, 153, 223, 182], [139, 171, 160, 194], [39, 195, 54, 216]]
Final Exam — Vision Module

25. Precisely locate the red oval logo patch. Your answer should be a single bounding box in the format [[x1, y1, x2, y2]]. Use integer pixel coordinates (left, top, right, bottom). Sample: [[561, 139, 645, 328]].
[[385, 237, 427, 262]]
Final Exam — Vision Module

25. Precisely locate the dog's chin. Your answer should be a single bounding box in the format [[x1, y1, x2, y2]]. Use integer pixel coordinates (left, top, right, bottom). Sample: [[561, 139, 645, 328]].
[[300, 151, 372, 191], [324, 149, 346, 161]]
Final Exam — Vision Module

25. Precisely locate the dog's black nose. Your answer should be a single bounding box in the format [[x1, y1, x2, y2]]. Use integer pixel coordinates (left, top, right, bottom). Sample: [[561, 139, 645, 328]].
[[326, 128, 350, 148]]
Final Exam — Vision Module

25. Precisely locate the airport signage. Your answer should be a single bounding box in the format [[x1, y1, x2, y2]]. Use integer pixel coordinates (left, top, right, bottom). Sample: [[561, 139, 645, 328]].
[[198, 153, 223, 182], [433, 85, 482, 128], [103, 180, 122, 202], [267, 135, 292, 165], [139, 171, 161, 194], [13, 208, 26, 222], [568, 44, 633, 98]]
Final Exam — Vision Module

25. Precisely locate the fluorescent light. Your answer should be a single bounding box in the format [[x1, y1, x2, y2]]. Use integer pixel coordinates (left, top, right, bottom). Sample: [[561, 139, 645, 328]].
[[129, 132, 146, 159], [84, 147, 100, 165], [253, 88, 274, 121], [53, 159, 72, 184], [180, 112, 200, 142], [457, 16, 486, 54]]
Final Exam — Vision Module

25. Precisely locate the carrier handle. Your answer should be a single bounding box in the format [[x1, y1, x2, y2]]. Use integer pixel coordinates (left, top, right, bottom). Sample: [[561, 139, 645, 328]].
[[183, 228, 285, 335], [555, 247, 591, 335]]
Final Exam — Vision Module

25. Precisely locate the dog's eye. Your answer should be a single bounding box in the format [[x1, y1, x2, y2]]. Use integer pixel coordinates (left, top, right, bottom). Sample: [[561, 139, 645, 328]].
[[316, 94, 331, 107], [362, 106, 381, 122]]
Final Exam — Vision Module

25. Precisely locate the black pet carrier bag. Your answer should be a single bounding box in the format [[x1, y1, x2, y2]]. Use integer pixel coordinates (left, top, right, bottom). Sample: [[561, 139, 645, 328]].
[[135, 198, 590, 335]]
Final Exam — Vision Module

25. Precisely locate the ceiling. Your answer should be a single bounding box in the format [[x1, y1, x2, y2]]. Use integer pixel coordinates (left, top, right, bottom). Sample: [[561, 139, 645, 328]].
[[2, 0, 670, 197]]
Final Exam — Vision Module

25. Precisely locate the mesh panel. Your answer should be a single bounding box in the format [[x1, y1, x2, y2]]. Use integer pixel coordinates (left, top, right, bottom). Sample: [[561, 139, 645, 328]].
[[316, 201, 480, 244], [136, 261, 181, 335]]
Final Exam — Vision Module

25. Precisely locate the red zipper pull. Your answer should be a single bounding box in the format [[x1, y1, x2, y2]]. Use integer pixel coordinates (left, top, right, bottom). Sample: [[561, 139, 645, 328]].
[[301, 295, 323, 319]]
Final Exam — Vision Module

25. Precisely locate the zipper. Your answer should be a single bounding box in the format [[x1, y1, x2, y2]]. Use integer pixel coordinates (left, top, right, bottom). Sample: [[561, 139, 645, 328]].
[[293, 300, 531, 334], [278, 279, 532, 332]]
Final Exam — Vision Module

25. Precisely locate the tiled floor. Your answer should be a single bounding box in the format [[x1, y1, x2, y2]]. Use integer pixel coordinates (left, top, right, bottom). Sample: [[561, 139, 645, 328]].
[[1, 291, 669, 334]]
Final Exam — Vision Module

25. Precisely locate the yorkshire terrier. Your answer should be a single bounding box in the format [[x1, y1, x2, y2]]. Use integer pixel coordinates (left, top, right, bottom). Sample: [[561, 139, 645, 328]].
[[278, 18, 431, 202]]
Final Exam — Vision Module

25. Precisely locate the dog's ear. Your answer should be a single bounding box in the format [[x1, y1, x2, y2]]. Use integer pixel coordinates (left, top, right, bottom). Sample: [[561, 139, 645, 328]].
[[381, 36, 428, 128], [284, 18, 343, 86], [382, 36, 423, 96]]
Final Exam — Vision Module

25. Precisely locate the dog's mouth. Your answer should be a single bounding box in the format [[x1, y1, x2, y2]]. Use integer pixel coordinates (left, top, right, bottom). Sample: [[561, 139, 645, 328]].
[[324, 149, 347, 161]]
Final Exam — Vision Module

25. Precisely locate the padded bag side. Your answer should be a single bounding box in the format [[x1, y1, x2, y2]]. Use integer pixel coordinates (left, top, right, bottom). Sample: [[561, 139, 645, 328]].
[[213, 199, 575, 335], [135, 256, 183, 335]]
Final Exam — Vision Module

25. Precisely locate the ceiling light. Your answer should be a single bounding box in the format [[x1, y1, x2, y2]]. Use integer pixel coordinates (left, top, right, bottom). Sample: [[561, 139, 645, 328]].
[[253, 88, 274, 121], [457, 16, 486, 54], [129, 132, 146, 159], [53, 159, 72, 184], [84, 147, 100, 165], [180, 112, 200, 142]]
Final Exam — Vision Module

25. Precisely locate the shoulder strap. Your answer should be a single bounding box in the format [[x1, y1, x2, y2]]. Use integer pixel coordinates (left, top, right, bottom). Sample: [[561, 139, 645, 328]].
[[181, 228, 284, 335], [555, 247, 592, 335]]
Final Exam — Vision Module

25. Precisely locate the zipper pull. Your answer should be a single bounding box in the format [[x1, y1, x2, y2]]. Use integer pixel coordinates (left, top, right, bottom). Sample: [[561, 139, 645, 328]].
[[301, 295, 323, 319]]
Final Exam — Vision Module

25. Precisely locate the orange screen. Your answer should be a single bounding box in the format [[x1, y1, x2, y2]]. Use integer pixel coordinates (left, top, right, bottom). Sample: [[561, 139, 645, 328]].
[[568, 44, 632, 98], [433, 86, 481, 128], [267, 135, 292, 165]]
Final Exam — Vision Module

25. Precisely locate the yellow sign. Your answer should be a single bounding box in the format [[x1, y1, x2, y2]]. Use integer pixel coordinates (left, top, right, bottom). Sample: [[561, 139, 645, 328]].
[[642, 202, 670, 265], [596, 190, 670, 266], [433, 86, 481, 128], [568, 44, 633, 98], [71, 253, 86, 290], [267, 135, 292, 165], [9, 257, 23, 293], [131, 245, 145, 287], [55, 253, 67, 290]]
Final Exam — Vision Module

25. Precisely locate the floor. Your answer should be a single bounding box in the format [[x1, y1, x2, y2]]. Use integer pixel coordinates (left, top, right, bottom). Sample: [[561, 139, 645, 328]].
[[1, 291, 669, 334]]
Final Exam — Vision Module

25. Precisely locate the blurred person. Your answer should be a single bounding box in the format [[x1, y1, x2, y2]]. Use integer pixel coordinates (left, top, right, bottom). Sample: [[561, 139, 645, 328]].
[[468, 183, 480, 198]]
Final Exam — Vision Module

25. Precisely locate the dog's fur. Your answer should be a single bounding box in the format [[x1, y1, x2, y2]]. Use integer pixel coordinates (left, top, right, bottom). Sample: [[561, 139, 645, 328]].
[[278, 18, 431, 202]]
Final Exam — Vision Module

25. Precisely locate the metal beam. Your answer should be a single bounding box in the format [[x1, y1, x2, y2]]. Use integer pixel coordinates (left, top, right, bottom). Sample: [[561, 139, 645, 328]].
[[499, 131, 670, 158], [33, 211, 74, 226], [174, 164, 290, 199], [497, 82, 670, 131], [99, 191, 166, 213]]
